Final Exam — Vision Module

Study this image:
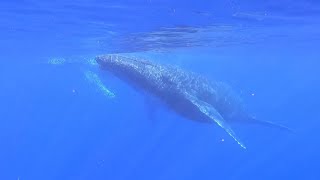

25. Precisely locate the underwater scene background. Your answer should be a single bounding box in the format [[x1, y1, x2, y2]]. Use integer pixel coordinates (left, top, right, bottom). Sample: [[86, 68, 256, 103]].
[[0, 0, 319, 179]]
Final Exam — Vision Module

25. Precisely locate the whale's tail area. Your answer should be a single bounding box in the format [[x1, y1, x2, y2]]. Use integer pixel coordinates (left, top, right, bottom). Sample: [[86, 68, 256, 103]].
[[247, 116, 295, 133]]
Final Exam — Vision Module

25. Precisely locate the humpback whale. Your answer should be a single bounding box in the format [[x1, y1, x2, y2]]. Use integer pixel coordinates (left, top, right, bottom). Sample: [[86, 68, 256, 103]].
[[96, 54, 292, 149]]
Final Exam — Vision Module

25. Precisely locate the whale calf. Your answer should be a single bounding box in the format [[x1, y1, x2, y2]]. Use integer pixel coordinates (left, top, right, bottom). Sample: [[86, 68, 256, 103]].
[[96, 54, 292, 149]]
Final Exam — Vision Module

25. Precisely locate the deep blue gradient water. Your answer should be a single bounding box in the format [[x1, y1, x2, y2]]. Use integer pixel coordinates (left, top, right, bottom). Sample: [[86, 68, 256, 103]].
[[1, 0, 320, 179]]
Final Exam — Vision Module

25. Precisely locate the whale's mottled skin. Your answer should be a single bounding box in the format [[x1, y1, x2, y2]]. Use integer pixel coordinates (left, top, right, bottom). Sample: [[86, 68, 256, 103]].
[[96, 54, 291, 149]]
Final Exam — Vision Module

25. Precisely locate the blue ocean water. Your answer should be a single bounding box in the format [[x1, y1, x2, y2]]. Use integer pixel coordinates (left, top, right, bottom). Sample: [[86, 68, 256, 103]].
[[1, 0, 320, 179]]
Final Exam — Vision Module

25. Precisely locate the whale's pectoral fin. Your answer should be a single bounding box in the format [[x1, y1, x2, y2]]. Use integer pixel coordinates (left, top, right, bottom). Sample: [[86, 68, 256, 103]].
[[84, 71, 115, 98], [185, 92, 246, 149]]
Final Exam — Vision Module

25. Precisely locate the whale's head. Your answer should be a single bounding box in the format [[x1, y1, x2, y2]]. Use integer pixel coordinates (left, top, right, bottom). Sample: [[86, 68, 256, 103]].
[[95, 54, 155, 81], [96, 54, 139, 74], [96, 54, 133, 70]]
